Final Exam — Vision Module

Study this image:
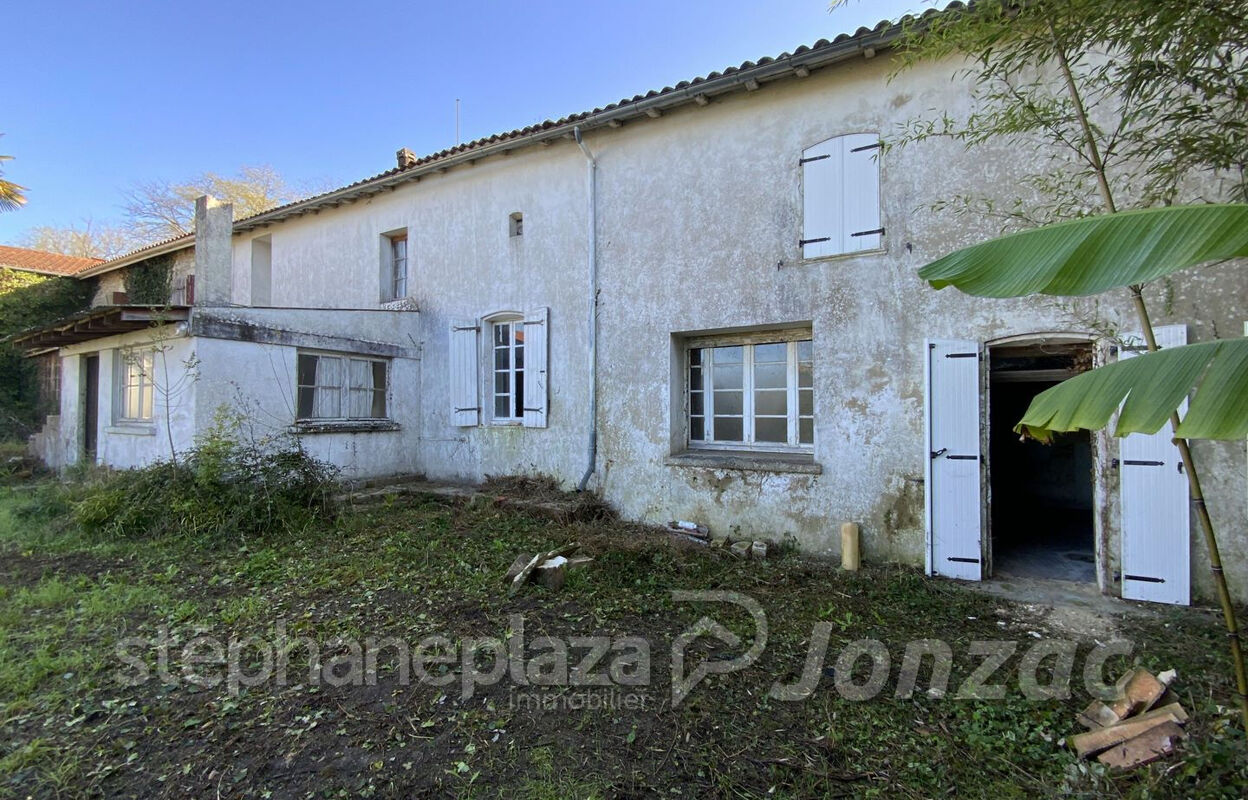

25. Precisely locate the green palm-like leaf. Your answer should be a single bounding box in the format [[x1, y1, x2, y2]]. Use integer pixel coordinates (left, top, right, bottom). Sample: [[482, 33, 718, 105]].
[[919, 205, 1248, 297], [1017, 338, 1248, 442]]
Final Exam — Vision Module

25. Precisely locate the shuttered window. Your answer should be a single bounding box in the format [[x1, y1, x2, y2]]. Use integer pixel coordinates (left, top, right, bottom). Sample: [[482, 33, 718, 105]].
[[801, 132, 882, 259], [449, 307, 548, 428]]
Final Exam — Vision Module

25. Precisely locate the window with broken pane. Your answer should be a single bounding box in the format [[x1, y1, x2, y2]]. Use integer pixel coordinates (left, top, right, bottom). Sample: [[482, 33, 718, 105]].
[[687, 338, 813, 451], [296, 352, 388, 421]]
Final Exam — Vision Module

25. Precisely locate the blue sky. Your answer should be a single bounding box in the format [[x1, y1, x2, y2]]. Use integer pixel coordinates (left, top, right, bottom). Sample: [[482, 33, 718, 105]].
[[1, 0, 930, 245]]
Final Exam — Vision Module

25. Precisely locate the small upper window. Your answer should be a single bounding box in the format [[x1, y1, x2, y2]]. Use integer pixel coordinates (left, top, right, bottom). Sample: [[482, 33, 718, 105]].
[[117, 349, 155, 422], [687, 336, 813, 451], [386, 233, 408, 301], [296, 352, 389, 421], [800, 132, 882, 259], [509, 212, 524, 238]]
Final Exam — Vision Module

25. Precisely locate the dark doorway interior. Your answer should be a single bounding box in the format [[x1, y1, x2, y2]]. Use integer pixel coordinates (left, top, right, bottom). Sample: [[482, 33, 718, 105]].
[[989, 344, 1095, 582], [82, 354, 99, 459]]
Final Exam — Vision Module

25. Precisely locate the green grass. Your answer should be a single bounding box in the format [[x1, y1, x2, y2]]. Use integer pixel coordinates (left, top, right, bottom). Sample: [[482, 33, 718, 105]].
[[0, 479, 1244, 799]]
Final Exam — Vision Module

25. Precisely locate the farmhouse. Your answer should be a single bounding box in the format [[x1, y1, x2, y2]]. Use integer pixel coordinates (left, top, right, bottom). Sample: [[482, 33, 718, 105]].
[[14, 16, 1247, 606]]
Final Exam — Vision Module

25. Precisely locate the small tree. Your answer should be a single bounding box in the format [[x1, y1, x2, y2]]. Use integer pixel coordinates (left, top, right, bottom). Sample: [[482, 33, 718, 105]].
[[896, 0, 1248, 735]]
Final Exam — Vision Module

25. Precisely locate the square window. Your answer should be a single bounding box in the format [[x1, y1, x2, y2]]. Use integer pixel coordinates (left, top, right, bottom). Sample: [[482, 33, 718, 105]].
[[685, 335, 813, 452], [296, 352, 389, 421]]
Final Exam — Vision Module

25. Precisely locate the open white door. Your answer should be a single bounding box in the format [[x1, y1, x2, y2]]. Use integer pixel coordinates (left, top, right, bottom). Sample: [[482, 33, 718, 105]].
[[1119, 325, 1190, 605], [925, 339, 983, 580]]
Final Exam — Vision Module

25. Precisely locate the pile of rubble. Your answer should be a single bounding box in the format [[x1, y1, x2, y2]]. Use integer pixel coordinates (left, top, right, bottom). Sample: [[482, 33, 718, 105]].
[[504, 544, 593, 594], [666, 521, 769, 558], [1069, 667, 1187, 769]]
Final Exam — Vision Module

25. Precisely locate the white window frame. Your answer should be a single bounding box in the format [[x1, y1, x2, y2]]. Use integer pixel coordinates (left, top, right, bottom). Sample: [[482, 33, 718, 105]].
[[488, 315, 526, 424], [116, 348, 155, 423], [686, 333, 814, 454], [387, 233, 408, 301], [295, 351, 390, 422]]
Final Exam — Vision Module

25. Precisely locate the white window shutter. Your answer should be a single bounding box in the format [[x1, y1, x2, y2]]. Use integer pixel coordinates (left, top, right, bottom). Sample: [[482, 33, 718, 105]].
[[801, 139, 840, 260], [522, 307, 549, 428], [841, 133, 882, 253], [450, 319, 480, 426], [1119, 324, 1190, 605], [924, 339, 982, 581]]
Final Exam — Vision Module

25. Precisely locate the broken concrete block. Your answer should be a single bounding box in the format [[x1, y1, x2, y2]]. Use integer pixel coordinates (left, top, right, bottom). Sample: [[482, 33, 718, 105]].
[[536, 556, 568, 591], [709, 535, 730, 549], [1096, 720, 1186, 769], [751, 541, 768, 559], [729, 541, 752, 557], [504, 553, 537, 585]]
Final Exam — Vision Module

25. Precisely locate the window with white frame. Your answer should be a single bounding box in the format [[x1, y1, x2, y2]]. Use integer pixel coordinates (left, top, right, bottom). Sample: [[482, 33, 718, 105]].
[[687, 335, 813, 451], [490, 317, 526, 421], [117, 349, 155, 422], [448, 308, 549, 428], [296, 352, 389, 421], [800, 132, 882, 259], [385, 232, 408, 301]]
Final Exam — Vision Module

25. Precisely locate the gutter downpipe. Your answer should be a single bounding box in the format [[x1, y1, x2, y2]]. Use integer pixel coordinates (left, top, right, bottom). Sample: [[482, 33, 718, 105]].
[[574, 126, 598, 492]]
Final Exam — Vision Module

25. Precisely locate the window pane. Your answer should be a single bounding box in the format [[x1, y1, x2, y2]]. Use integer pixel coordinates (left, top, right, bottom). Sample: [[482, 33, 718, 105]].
[[754, 390, 786, 416], [798, 362, 813, 389], [799, 419, 814, 445], [799, 389, 813, 416], [715, 345, 743, 364], [689, 349, 702, 367], [690, 416, 704, 441], [689, 366, 702, 391], [494, 395, 510, 419], [690, 392, 704, 416], [495, 347, 509, 370], [372, 361, 387, 393], [126, 385, 139, 418], [320, 357, 342, 388], [297, 387, 315, 418], [349, 359, 370, 391], [755, 417, 787, 443], [371, 389, 387, 419], [515, 344, 524, 369], [713, 417, 743, 442], [494, 371, 510, 394], [713, 390, 742, 416], [349, 389, 370, 419], [514, 327, 525, 347], [316, 387, 340, 418], [494, 324, 508, 347], [753, 342, 786, 363], [514, 372, 525, 418], [713, 364, 742, 391], [754, 362, 786, 390], [797, 340, 813, 361]]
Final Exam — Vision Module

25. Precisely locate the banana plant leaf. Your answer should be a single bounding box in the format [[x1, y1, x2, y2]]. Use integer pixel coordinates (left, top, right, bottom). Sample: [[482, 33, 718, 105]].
[[1017, 338, 1248, 442], [919, 205, 1248, 297]]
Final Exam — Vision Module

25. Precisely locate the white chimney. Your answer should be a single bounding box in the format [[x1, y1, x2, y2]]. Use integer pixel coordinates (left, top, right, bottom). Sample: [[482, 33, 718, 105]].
[[194, 195, 234, 306]]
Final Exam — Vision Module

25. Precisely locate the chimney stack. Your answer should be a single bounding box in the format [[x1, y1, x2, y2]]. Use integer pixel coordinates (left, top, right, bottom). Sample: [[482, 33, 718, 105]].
[[194, 195, 234, 307], [396, 148, 417, 169]]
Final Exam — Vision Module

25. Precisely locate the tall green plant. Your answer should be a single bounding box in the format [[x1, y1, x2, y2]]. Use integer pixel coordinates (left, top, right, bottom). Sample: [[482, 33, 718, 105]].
[[900, 0, 1248, 737]]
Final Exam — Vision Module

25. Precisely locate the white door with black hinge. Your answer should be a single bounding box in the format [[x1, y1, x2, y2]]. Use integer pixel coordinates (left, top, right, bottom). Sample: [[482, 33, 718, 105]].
[[925, 339, 983, 580], [1119, 324, 1190, 605]]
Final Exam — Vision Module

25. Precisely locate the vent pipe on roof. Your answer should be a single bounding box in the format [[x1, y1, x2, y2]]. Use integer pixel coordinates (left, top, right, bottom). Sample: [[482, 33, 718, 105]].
[[396, 148, 417, 169], [574, 126, 599, 493]]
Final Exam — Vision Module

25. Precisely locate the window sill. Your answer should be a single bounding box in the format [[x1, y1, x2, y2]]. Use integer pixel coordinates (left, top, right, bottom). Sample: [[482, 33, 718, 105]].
[[665, 450, 822, 475], [801, 246, 887, 265], [105, 424, 157, 437], [290, 420, 401, 435]]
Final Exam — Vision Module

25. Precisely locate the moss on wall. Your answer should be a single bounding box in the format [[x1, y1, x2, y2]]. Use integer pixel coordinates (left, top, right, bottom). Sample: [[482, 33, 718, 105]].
[[0, 267, 95, 441]]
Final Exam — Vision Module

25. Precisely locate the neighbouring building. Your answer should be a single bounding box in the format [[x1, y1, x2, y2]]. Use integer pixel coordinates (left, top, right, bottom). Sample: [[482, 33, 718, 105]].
[[13, 15, 1247, 606]]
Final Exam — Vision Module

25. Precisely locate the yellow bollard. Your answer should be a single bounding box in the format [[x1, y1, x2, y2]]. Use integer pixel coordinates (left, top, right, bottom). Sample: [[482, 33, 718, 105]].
[[841, 522, 860, 571]]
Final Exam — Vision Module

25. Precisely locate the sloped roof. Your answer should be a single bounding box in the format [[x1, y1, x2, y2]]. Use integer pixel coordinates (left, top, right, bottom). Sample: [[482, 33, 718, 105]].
[[78, 3, 958, 276], [0, 244, 103, 276]]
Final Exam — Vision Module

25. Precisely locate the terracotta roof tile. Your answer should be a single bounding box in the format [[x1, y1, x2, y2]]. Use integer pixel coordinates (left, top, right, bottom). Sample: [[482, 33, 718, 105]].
[[0, 245, 103, 276]]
